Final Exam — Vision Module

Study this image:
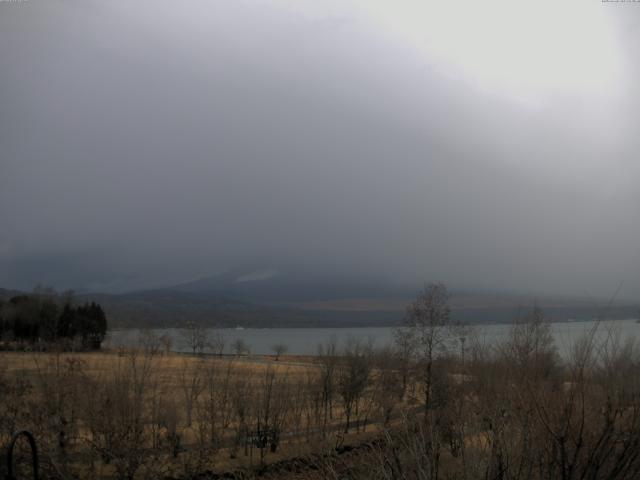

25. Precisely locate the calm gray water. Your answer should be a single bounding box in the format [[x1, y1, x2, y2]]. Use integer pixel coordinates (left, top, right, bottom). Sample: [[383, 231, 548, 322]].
[[107, 319, 640, 356]]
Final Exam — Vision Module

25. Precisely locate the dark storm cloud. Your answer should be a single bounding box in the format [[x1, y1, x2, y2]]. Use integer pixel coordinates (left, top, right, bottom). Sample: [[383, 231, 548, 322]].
[[1, 0, 639, 297]]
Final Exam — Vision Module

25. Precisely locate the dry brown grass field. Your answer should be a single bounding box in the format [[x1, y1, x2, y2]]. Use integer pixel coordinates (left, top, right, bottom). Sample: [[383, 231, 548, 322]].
[[0, 345, 414, 479]]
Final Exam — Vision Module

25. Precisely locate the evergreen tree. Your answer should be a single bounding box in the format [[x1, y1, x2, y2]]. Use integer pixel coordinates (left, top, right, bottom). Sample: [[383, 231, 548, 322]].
[[0, 292, 108, 350]]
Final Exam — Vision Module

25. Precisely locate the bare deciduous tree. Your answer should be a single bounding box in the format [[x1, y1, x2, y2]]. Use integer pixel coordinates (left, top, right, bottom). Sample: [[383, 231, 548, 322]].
[[405, 282, 451, 413], [179, 358, 204, 427], [159, 334, 173, 355], [180, 321, 209, 355], [232, 338, 250, 356], [210, 328, 226, 356], [317, 338, 339, 435], [271, 343, 288, 361], [337, 338, 372, 433], [393, 326, 418, 399]]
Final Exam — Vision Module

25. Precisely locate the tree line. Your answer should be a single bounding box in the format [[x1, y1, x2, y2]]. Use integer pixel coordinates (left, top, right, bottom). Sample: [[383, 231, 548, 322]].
[[0, 288, 107, 350]]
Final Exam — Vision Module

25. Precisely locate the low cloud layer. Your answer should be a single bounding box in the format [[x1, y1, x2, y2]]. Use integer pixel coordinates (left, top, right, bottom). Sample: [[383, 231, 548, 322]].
[[1, 0, 639, 298]]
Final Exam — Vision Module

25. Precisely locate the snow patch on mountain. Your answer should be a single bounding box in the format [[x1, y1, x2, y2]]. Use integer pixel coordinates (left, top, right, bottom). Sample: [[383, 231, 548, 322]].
[[235, 269, 279, 283]]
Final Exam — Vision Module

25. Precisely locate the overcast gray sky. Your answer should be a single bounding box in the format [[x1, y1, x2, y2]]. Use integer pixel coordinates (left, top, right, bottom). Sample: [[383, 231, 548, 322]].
[[1, 0, 640, 297]]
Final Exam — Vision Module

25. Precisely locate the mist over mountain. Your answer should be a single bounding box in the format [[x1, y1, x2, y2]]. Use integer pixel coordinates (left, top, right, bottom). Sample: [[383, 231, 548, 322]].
[[4, 269, 637, 329], [171, 269, 414, 303], [2, 1, 640, 302]]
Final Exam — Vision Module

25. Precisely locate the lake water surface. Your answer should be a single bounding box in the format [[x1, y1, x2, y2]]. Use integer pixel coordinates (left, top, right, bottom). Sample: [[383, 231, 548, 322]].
[[107, 318, 640, 356]]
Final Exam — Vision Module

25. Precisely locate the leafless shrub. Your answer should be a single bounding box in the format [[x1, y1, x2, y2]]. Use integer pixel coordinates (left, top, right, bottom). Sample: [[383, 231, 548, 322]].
[[254, 366, 290, 464], [82, 349, 157, 480], [28, 352, 86, 478]]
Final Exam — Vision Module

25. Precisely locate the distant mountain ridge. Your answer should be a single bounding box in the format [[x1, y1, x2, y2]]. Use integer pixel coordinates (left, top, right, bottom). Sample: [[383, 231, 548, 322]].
[[171, 269, 413, 303], [2, 275, 639, 329]]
